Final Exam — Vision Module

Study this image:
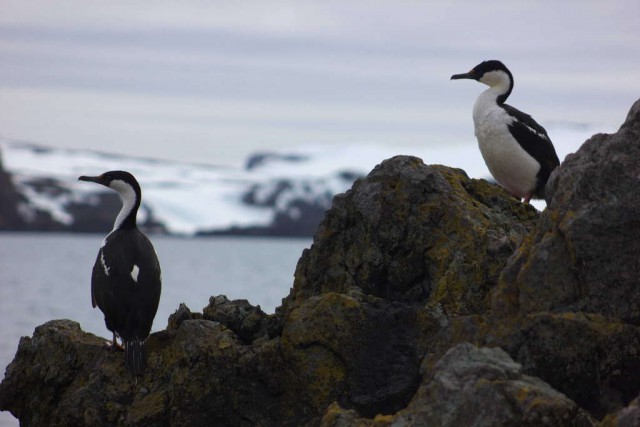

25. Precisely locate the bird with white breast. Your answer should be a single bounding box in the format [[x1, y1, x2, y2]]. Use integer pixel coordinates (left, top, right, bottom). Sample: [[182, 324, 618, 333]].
[[451, 60, 560, 203]]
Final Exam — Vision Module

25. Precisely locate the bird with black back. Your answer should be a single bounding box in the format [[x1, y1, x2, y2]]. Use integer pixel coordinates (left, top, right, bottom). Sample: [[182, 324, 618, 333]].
[[78, 171, 161, 375], [451, 60, 560, 203]]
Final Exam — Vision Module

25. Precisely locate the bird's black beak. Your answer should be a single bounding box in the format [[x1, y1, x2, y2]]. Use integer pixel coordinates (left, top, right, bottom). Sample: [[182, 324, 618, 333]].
[[78, 175, 107, 186], [451, 70, 476, 80]]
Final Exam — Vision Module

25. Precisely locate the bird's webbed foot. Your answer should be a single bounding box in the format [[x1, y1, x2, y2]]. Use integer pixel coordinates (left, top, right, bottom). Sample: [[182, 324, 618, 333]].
[[105, 332, 125, 351]]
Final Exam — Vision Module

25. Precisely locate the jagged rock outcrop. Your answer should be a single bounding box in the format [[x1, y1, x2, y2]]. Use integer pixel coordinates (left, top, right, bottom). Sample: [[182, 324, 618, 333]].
[[494, 98, 640, 321], [2, 99, 640, 426], [284, 158, 537, 315]]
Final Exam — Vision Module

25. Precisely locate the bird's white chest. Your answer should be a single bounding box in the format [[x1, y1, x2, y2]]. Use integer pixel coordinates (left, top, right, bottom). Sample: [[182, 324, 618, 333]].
[[472, 96, 540, 198]]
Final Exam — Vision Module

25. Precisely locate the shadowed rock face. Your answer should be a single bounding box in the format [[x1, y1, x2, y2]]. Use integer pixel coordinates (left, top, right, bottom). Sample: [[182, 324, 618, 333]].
[[322, 343, 596, 427], [284, 158, 537, 315], [2, 99, 640, 426], [494, 99, 640, 322]]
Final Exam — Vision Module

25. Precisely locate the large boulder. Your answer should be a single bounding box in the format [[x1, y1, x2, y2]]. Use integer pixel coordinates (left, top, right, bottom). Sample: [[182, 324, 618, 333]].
[[276, 157, 538, 417], [493, 99, 640, 321], [284, 158, 537, 316], [413, 99, 640, 419], [321, 343, 596, 427], [427, 311, 640, 419]]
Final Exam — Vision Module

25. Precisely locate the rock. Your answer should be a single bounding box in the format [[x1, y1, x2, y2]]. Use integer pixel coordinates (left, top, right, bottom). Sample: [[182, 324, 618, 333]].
[[0, 320, 114, 426], [601, 394, 640, 427], [281, 292, 438, 417], [320, 343, 596, 427], [394, 343, 595, 427], [493, 99, 640, 321], [0, 318, 285, 426], [276, 157, 537, 417], [166, 303, 202, 330], [426, 312, 640, 419], [284, 157, 537, 317], [202, 295, 272, 343]]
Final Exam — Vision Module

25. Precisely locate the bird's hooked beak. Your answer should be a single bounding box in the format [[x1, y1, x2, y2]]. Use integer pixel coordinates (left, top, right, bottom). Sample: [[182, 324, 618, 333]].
[[451, 69, 478, 80], [78, 175, 108, 186]]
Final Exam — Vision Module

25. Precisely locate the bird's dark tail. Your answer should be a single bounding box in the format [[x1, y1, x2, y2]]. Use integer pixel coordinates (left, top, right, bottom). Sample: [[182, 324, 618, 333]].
[[124, 340, 146, 375]]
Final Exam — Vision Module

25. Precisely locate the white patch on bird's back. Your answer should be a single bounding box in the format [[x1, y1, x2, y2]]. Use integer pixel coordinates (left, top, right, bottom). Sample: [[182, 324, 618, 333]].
[[100, 250, 110, 276], [130, 265, 140, 282], [110, 179, 138, 230], [100, 232, 112, 248], [516, 119, 549, 141], [472, 87, 540, 198]]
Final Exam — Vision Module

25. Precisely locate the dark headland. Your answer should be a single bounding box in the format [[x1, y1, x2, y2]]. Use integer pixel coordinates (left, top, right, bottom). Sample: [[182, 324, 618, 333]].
[[1, 99, 640, 426]]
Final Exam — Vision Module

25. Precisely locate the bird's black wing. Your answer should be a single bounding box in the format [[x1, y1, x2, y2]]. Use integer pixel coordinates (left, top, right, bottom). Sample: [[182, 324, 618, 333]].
[[91, 232, 138, 335], [502, 104, 560, 196], [127, 230, 162, 339], [91, 230, 161, 340]]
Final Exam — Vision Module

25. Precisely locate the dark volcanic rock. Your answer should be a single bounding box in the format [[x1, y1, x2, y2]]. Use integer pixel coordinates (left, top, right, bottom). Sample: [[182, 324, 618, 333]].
[[322, 343, 596, 427], [281, 292, 438, 417], [602, 393, 640, 427], [423, 99, 640, 419], [427, 312, 640, 419], [494, 99, 640, 321], [396, 343, 595, 427], [3, 99, 640, 426], [274, 157, 538, 418], [203, 295, 273, 343], [284, 157, 537, 315]]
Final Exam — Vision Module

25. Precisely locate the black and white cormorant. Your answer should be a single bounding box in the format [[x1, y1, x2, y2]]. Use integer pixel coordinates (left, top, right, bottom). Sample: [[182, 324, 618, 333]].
[[451, 60, 560, 203], [78, 171, 161, 375]]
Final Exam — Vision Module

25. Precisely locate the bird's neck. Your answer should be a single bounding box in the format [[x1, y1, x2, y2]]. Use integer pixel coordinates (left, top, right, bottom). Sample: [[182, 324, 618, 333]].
[[483, 80, 512, 105], [473, 86, 507, 124], [113, 187, 140, 231]]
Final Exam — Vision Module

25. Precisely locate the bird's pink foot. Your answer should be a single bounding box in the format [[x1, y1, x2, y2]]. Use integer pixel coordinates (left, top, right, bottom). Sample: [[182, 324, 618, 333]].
[[105, 332, 124, 351]]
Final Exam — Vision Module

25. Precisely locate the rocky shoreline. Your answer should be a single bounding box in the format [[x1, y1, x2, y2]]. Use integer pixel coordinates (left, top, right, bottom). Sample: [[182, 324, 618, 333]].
[[1, 99, 639, 426]]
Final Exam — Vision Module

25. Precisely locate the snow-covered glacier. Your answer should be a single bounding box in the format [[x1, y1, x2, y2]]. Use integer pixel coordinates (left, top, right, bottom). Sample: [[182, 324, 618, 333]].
[[0, 122, 602, 236], [0, 138, 371, 236]]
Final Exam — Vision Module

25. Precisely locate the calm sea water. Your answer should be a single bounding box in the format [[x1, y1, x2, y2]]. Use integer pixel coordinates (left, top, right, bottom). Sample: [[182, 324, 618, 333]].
[[0, 232, 310, 426]]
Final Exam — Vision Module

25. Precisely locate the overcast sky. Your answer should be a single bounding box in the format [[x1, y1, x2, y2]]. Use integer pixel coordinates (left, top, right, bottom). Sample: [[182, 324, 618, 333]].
[[0, 0, 638, 166]]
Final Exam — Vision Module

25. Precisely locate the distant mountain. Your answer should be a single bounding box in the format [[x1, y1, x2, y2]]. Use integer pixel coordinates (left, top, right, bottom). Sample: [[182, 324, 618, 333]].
[[1, 122, 595, 235], [0, 149, 24, 230], [0, 138, 365, 237]]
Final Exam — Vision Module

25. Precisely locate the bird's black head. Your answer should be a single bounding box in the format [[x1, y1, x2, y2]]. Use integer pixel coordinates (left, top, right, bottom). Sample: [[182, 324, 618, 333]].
[[79, 170, 142, 229], [79, 170, 137, 186], [451, 60, 510, 81], [78, 170, 141, 196], [451, 60, 514, 103]]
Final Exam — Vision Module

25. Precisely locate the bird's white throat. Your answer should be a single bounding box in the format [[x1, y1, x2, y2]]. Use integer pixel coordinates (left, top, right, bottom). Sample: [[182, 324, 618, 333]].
[[110, 179, 138, 230], [478, 70, 511, 93]]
